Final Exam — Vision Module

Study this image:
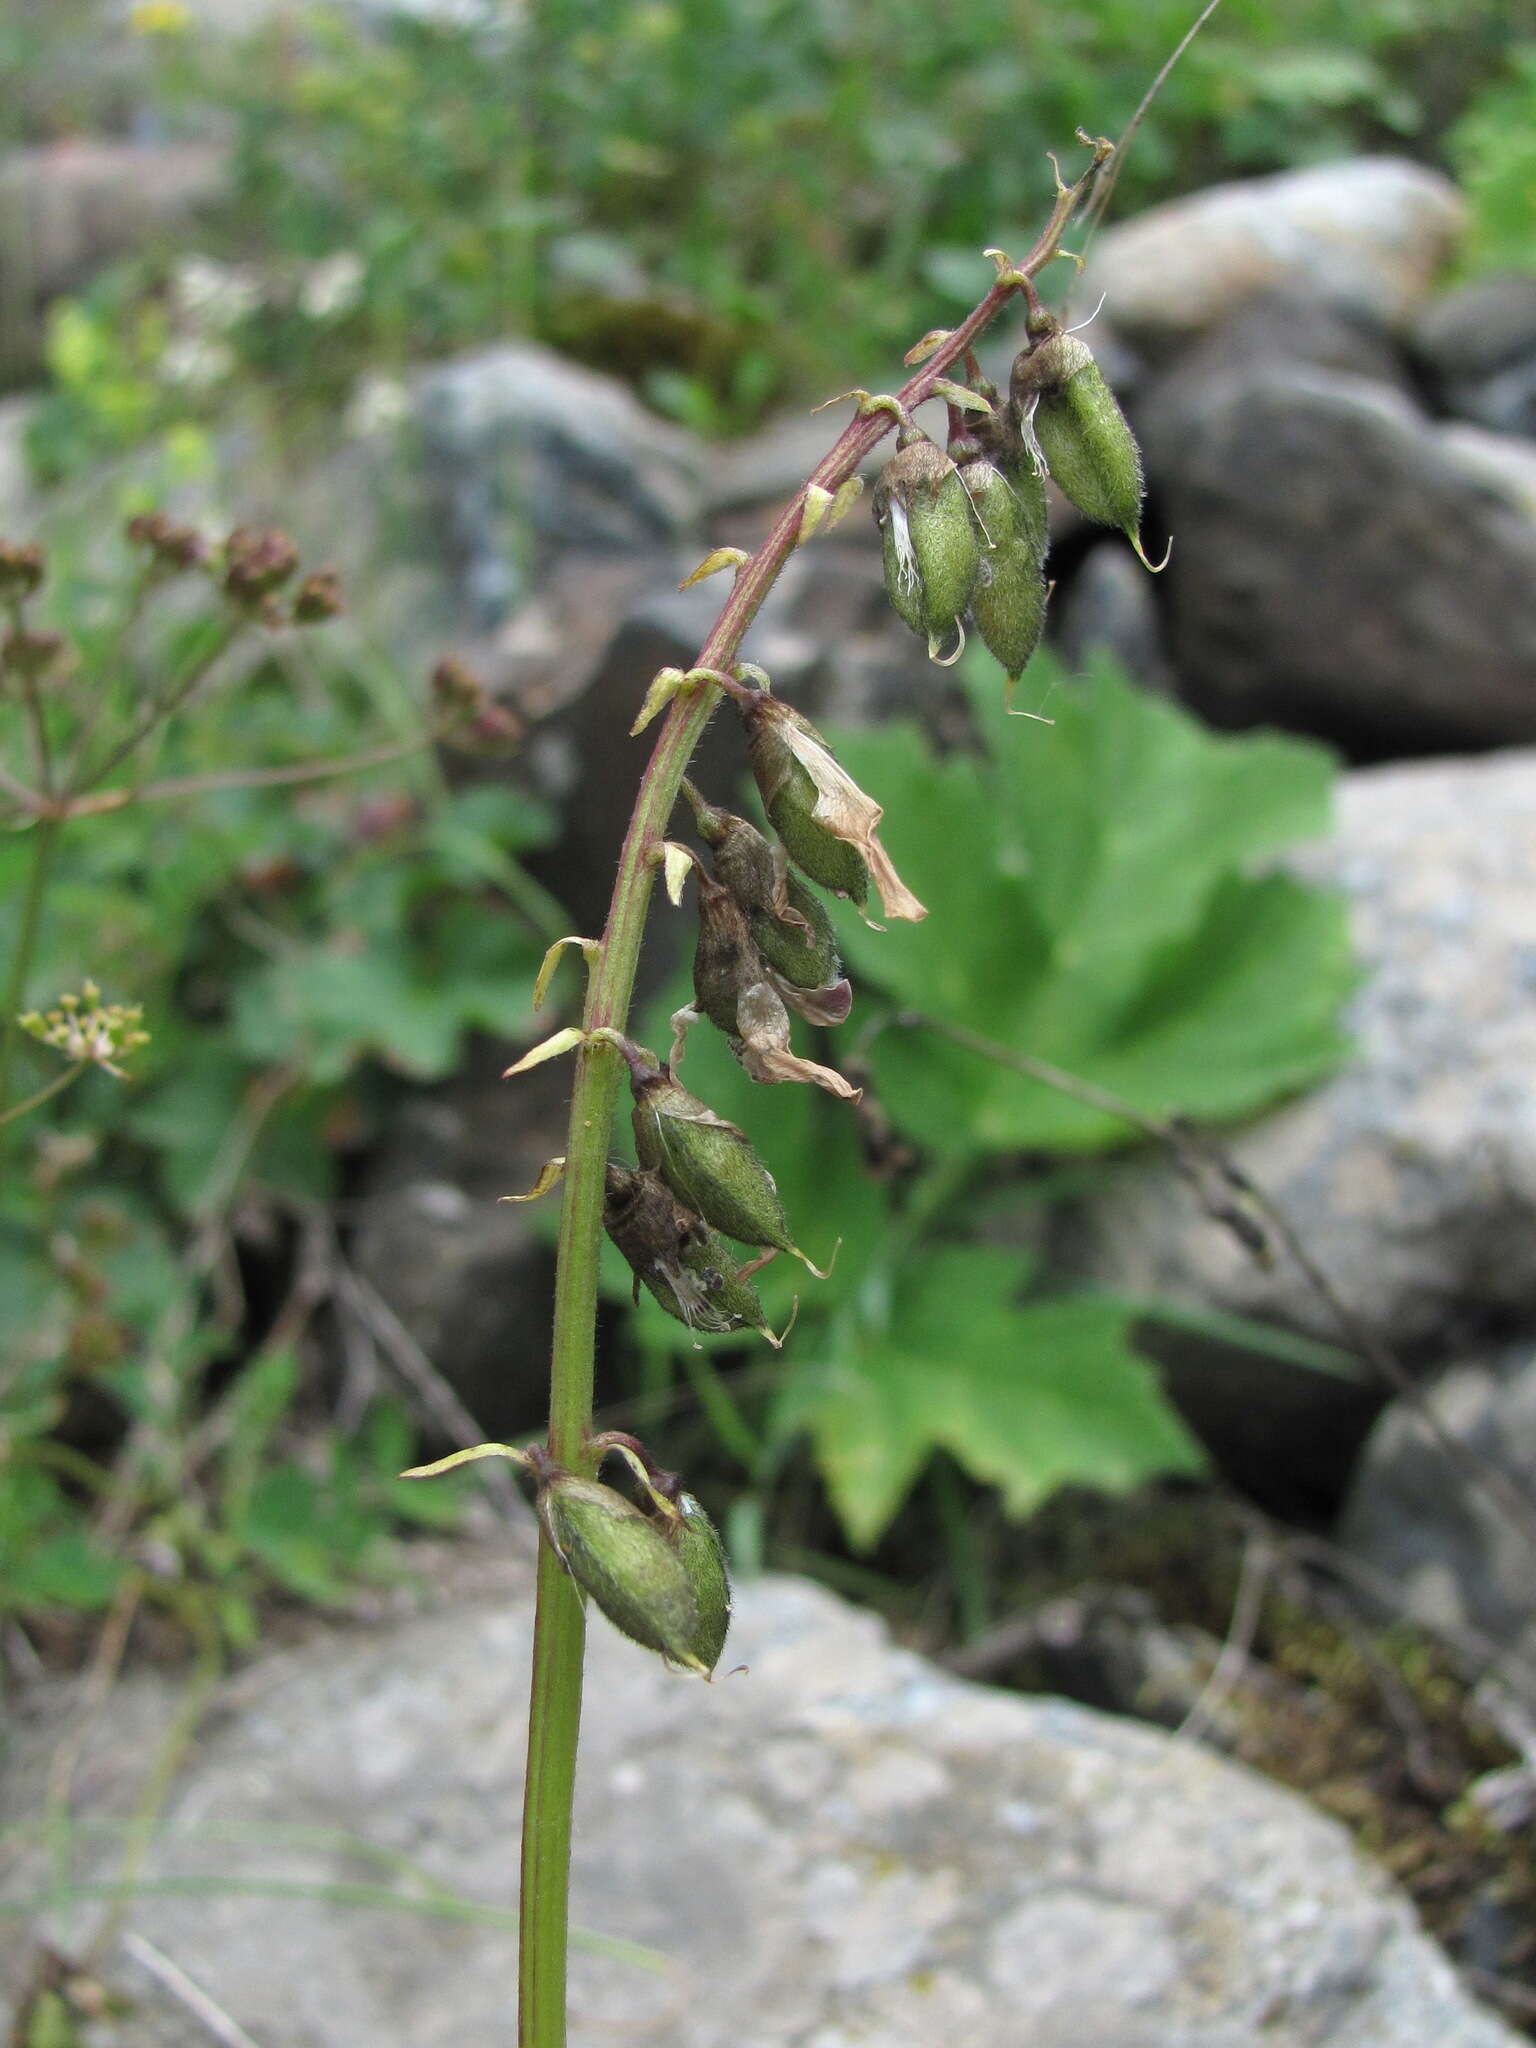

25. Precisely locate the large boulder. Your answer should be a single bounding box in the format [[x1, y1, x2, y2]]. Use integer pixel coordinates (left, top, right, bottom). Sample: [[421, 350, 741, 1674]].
[[1338, 1339, 1536, 1665], [1082, 157, 1465, 359], [1057, 749, 1536, 1360], [1412, 274, 1536, 439], [0, 1561, 1518, 2046], [1143, 364, 1536, 748]]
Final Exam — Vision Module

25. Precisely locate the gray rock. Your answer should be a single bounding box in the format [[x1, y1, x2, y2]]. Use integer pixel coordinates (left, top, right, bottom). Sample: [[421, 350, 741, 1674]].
[[1082, 157, 1465, 358], [1058, 749, 1536, 1359], [1052, 540, 1174, 693], [411, 343, 705, 628], [347, 1059, 570, 1434], [1338, 1340, 1536, 1662], [1437, 422, 1536, 523], [1411, 273, 1536, 438], [0, 141, 225, 379], [1147, 364, 1536, 748], [0, 1563, 1517, 2046]]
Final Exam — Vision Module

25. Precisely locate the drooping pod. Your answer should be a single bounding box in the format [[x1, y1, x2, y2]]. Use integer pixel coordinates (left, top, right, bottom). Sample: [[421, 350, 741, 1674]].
[[536, 1464, 704, 1669], [604, 1163, 776, 1340], [680, 784, 850, 1021], [618, 1041, 826, 1267], [871, 424, 981, 658], [1010, 323, 1148, 560], [950, 410, 1050, 686], [684, 877, 857, 1098], [737, 688, 926, 924], [671, 1492, 732, 1676]]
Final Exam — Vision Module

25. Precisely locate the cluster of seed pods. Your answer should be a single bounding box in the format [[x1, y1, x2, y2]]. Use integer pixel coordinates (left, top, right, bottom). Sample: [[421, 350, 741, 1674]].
[[872, 312, 1152, 692]]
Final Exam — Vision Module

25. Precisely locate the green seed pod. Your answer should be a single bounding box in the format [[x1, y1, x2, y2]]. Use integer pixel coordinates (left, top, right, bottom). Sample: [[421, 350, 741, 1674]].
[[673, 1491, 731, 1676], [604, 1162, 773, 1339], [958, 452, 1050, 682], [872, 425, 981, 651], [689, 797, 780, 912], [679, 782, 849, 1009], [538, 1470, 702, 1667], [749, 871, 840, 990], [1011, 327, 1145, 550], [628, 1056, 799, 1256], [741, 698, 871, 907], [733, 687, 926, 923]]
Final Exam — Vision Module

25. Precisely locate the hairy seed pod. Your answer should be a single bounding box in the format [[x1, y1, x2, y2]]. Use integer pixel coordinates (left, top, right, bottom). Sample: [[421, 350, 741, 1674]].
[[1011, 327, 1145, 547], [749, 871, 840, 990], [680, 783, 846, 993], [672, 1492, 731, 1675], [627, 1055, 800, 1255], [683, 788, 781, 907], [604, 1163, 773, 1338], [871, 424, 981, 650], [538, 1471, 702, 1667], [741, 700, 870, 906], [957, 450, 1050, 681]]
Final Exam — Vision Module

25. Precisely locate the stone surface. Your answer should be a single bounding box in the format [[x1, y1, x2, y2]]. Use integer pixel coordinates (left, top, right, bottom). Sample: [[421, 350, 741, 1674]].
[[0, 1562, 1518, 2047], [346, 1060, 566, 1437], [1052, 539, 1174, 694], [1338, 1340, 1536, 1662], [1082, 157, 1466, 356], [0, 141, 225, 379], [1057, 749, 1536, 1361], [410, 342, 706, 627], [1412, 273, 1536, 439], [1145, 364, 1536, 749]]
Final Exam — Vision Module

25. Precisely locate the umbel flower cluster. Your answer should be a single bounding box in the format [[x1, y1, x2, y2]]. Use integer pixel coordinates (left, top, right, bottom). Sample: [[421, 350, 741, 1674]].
[[481, 286, 1150, 1676]]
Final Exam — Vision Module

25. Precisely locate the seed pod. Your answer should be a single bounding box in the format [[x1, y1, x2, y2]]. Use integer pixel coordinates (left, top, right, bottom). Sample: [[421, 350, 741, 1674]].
[[739, 691, 926, 923], [625, 1048, 803, 1258], [604, 1162, 774, 1339], [680, 783, 846, 997], [691, 874, 761, 1038], [871, 425, 981, 653], [1011, 326, 1145, 551], [672, 1492, 731, 1676], [956, 448, 1049, 682], [746, 711, 870, 907], [537, 1470, 702, 1668], [749, 871, 840, 990]]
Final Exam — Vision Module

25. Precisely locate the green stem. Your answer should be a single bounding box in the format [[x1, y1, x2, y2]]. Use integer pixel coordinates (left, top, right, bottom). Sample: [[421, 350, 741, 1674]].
[[0, 815, 60, 1131], [514, 149, 1110, 2047], [0, 1060, 81, 1129]]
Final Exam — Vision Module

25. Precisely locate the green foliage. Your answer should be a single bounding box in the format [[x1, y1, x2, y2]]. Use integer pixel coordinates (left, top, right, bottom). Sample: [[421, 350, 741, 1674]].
[[838, 654, 1354, 1154], [632, 653, 1351, 1549], [1451, 43, 1536, 271], [0, 522, 552, 1647], [24, 0, 1516, 473]]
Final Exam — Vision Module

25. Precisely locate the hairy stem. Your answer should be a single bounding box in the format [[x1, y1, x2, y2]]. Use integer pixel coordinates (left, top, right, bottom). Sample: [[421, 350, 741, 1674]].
[[515, 148, 1109, 2046]]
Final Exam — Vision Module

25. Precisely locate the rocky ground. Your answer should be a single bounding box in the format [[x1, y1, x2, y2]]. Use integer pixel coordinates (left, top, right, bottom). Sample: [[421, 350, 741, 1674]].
[[0, 1549, 1524, 2048]]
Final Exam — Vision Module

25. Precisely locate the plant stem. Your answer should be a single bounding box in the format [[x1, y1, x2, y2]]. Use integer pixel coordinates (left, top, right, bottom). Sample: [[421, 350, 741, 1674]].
[[0, 816, 61, 1134], [515, 147, 1110, 2046], [0, 1061, 81, 1129]]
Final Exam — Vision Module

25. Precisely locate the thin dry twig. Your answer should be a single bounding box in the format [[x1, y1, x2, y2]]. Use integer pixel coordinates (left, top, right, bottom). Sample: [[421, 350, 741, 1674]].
[[120, 1934, 266, 2048], [331, 1253, 521, 1520], [1176, 1522, 1272, 1746]]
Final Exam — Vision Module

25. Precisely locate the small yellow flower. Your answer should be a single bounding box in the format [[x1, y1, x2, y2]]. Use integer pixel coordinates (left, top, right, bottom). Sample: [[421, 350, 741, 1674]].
[[130, 1, 192, 35]]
